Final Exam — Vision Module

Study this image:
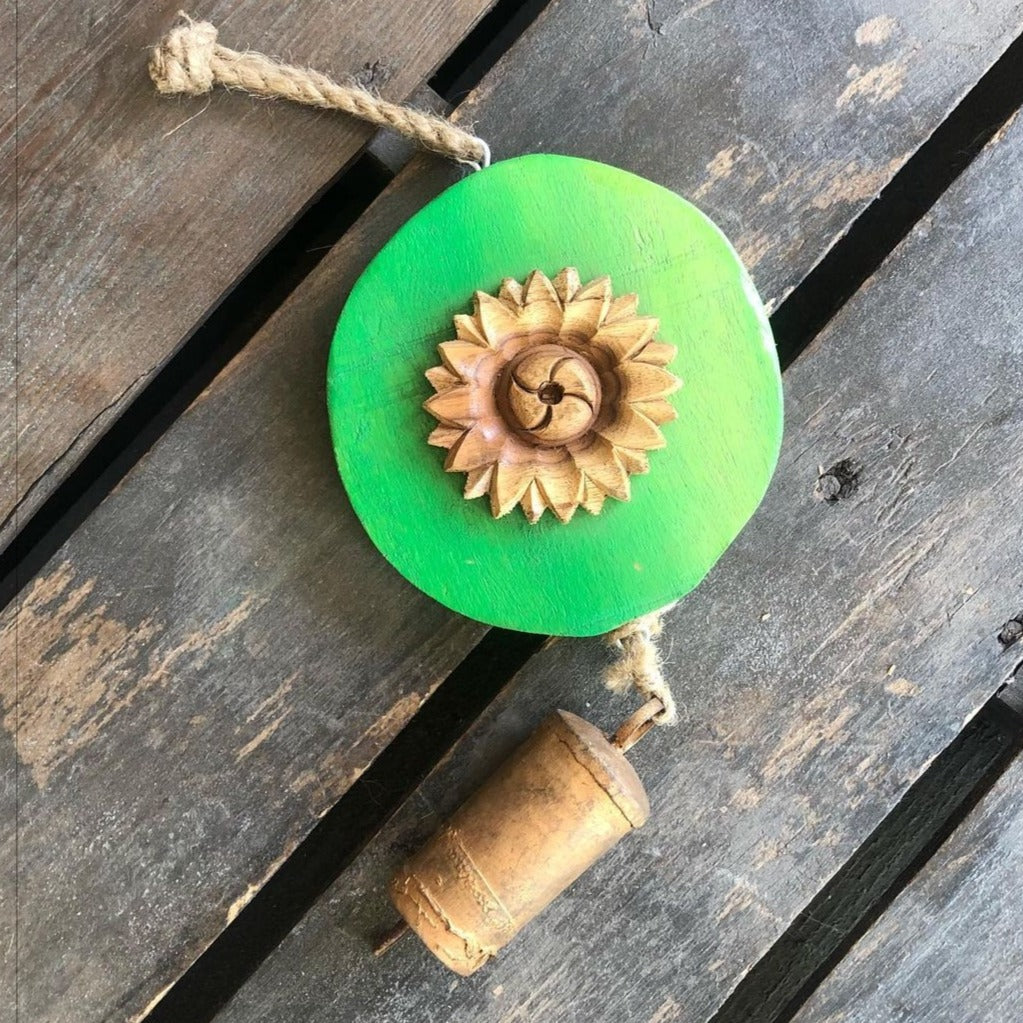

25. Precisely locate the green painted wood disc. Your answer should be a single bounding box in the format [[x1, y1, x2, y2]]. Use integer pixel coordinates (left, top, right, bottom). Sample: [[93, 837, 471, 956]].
[[328, 155, 782, 636]]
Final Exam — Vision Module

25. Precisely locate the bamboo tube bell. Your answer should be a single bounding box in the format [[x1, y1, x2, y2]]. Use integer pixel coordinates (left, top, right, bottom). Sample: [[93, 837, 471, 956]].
[[377, 702, 660, 974]]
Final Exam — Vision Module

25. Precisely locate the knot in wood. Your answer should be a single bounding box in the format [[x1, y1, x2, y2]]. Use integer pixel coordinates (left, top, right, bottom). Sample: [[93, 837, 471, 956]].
[[149, 18, 219, 95], [814, 458, 861, 503], [998, 617, 1023, 648]]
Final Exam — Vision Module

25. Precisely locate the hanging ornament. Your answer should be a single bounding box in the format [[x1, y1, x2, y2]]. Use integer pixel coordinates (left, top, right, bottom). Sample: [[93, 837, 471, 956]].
[[151, 16, 783, 975]]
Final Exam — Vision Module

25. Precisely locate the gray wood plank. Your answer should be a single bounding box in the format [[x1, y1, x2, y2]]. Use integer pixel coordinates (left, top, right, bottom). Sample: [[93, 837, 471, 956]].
[[794, 747, 1023, 1023], [0, 0, 14, 546], [1, 0, 499, 552], [4, 0, 1022, 1020], [216, 66, 1023, 1023], [1, 0, 17, 1017]]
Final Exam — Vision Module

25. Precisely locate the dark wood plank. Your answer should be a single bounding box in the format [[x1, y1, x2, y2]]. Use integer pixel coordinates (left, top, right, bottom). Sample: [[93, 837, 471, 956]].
[[216, 70, 1023, 1023], [1, 0, 17, 1016], [794, 746, 1023, 1023], [1, 0, 14, 544], [1, 0, 499, 552], [4, 1, 1022, 1020]]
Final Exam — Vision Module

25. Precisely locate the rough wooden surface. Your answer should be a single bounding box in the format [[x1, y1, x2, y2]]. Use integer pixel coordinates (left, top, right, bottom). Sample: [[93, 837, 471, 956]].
[[794, 750, 1023, 1023], [216, 86, 1023, 1023], [5, 0, 1023, 1020], [2, 1, 17, 1016], [1, 0, 14, 544], [1, 0, 499, 553]]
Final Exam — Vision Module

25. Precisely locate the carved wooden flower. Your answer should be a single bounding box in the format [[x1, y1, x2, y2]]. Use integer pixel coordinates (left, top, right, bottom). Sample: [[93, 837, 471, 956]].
[[424, 268, 682, 524]]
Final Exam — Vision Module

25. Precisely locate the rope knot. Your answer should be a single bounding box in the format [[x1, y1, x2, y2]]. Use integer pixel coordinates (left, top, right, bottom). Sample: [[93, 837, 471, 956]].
[[149, 16, 219, 96], [603, 605, 678, 725]]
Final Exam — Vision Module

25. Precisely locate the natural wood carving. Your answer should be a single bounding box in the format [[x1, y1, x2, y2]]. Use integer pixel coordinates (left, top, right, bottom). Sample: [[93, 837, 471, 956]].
[[424, 268, 682, 523]]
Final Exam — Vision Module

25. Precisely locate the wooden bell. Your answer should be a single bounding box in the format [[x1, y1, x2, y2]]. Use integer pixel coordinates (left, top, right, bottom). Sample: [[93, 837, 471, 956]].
[[385, 708, 652, 975]]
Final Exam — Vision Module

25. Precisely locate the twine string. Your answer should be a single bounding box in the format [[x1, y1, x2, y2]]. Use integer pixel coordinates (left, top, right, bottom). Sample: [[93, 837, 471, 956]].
[[603, 605, 678, 726], [149, 14, 491, 169]]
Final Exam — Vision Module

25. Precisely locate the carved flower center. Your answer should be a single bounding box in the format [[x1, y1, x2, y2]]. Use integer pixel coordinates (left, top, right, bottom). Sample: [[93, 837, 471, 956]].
[[499, 344, 602, 447]]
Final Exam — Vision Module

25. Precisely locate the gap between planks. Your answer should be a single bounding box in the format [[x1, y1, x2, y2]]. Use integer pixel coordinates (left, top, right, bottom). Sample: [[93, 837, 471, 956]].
[[708, 693, 1023, 1023]]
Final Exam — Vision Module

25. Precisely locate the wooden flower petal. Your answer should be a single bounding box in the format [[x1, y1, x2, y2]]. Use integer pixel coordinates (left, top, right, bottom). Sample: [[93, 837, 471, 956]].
[[617, 362, 682, 401], [553, 267, 581, 304], [580, 478, 608, 514], [560, 276, 612, 341], [593, 317, 659, 361], [523, 269, 560, 305], [617, 448, 650, 474], [634, 340, 678, 366], [605, 293, 639, 323], [575, 276, 612, 305], [445, 425, 505, 472], [428, 424, 464, 449], [598, 403, 665, 450], [573, 438, 630, 501], [423, 385, 474, 427], [518, 273, 562, 332], [584, 464, 630, 502], [453, 313, 490, 347], [536, 462, 583, 522], [632, 398, 678, 425], [475, 291, 523, 344], [463, 464, 494, 499], [520, 481, 547, 524], [498, 277, 524, 307], [439, 340, 490, 380], [491, 463, 534, 518], [425, 365, 460, 392]]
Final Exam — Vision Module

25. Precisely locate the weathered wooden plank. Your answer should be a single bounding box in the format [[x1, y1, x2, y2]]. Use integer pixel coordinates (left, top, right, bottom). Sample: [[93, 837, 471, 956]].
[[794, 745, 1023, 1023], [1, 0, 500, 552], [1, 0, 17, 1017], [4, 1, 1022, 1020], [215, 75, 1023, 1023], [0, 0, 13, 542]]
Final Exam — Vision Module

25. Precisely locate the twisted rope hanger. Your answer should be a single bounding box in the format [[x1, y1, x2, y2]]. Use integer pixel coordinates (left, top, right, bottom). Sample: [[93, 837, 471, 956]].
[[149, 14, 491, 169]]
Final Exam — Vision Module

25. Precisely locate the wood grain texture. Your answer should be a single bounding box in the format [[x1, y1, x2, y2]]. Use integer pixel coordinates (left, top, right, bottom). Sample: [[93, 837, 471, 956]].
[[215, 81, 1023, 1023], [330, 156, 780, 635], [1, 0, 499, 553], [1, 1, 16, 1017], [794, 750, 1023, 1023], [4, 0, 1022, 1020], [0, 0, 14, 547]]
